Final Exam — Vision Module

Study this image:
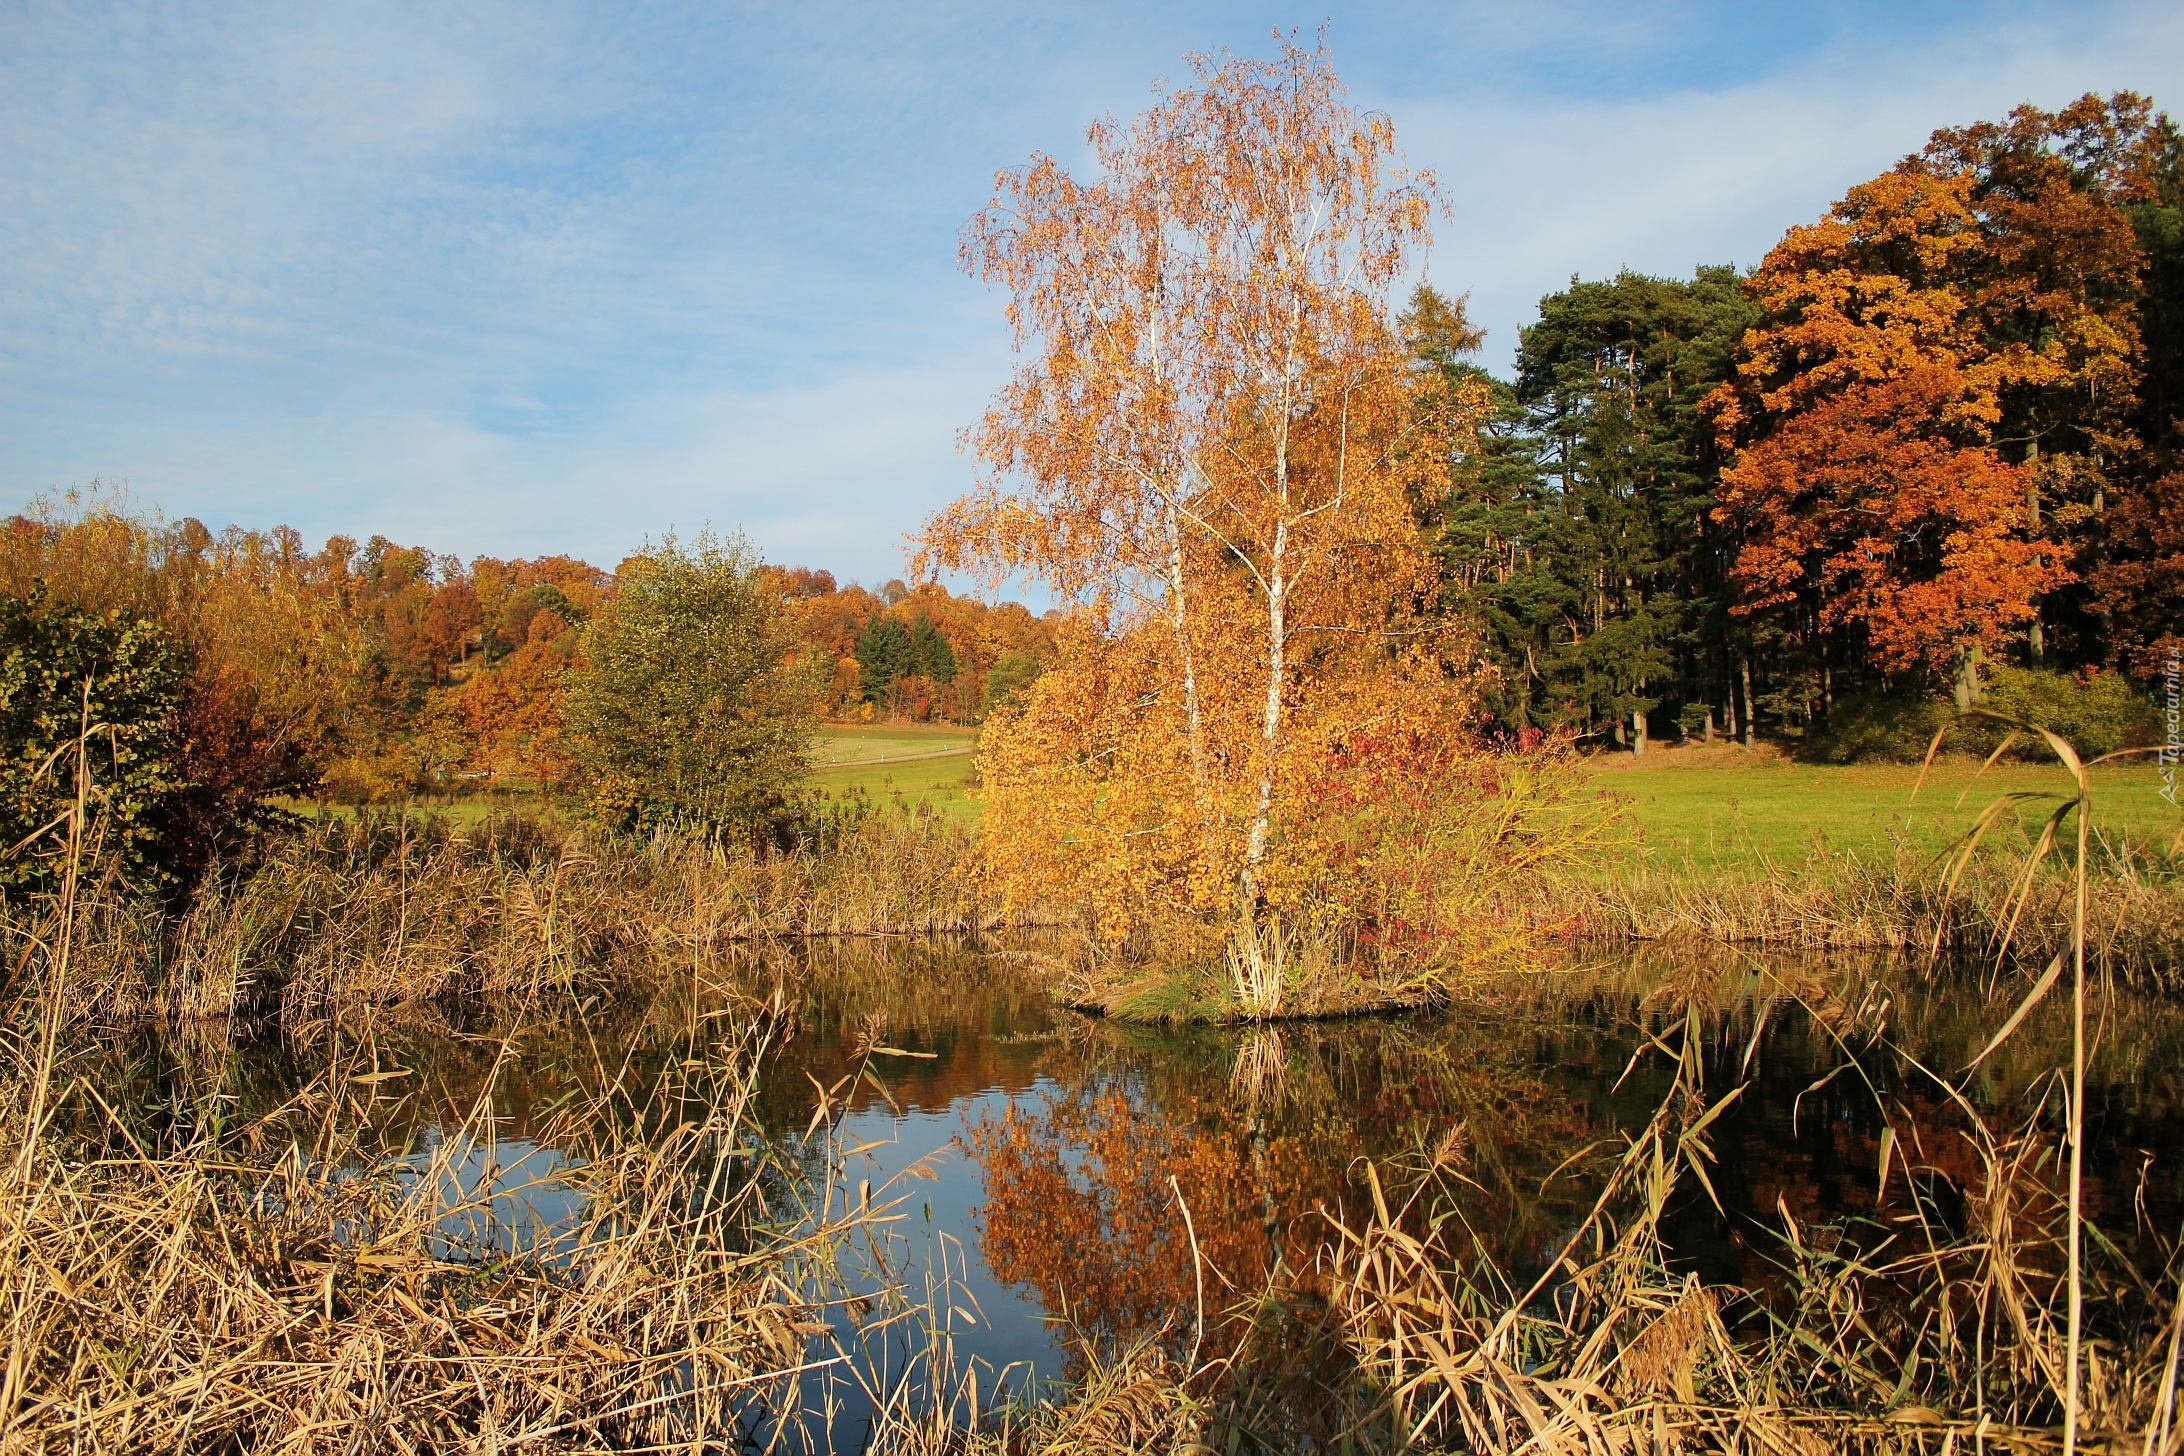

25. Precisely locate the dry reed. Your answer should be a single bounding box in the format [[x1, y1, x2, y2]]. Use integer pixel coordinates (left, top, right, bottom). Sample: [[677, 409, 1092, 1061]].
[[1564, 845, 2184, 988], [0, 1020, 858, 1451], [1186, 720, 2184, 1452], [1, 804, 1051, 1026], [0, 755, 999, 1453], [0, 780, 854, 1452], [1311, 994, 2184, 1452]]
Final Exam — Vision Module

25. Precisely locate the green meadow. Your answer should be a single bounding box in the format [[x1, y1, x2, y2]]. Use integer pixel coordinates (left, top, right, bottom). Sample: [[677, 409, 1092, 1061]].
[[805, 731, 2184, 874], [810, 722, 979, 823], [1592, 747, 2182, 872], [301, 731, 2182, 878]]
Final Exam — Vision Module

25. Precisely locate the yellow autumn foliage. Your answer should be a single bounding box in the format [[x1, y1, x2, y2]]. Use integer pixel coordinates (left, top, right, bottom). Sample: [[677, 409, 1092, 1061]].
[[924, 39, 1614, 1013]]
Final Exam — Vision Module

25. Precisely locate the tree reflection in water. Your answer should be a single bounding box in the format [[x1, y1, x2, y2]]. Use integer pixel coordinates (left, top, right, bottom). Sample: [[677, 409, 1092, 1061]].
[[76, 935, 2184, 1435], [965, 1014, 1609, 1372]]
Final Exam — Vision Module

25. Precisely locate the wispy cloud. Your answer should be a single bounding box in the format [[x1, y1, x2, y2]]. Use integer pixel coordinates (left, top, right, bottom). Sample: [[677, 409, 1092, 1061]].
[[2, 1, 2178, 581], [1396, 0, 2184, 363]]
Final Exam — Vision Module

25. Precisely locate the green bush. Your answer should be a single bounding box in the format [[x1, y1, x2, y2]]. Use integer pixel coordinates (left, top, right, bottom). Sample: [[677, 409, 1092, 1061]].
[[0, 588, 188, 892], [1984, 666, 2156, 758], [1809, 668, 2156, 763], [560, 531, 822, 841], [1805, 689, 1954, 764]]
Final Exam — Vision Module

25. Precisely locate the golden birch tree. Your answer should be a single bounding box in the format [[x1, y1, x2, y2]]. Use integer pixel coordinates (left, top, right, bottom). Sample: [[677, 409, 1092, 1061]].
[[921, 39, 1508, 1009]]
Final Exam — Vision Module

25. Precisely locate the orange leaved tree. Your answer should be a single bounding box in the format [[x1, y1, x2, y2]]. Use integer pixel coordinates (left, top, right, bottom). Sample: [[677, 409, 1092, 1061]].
[[1711, 167, 2071, 704], [920, 40, 1525, 1012], [1716, 368, 2067, 699]]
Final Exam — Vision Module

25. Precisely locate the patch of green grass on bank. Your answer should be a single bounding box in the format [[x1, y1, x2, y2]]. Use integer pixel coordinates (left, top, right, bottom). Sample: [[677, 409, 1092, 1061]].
[[811, 722, 980, 824], [274, 793, 541, 828], [814, 721, 977, 766], [279, 727, 983, 827], [1595, 745, 2183, 874]]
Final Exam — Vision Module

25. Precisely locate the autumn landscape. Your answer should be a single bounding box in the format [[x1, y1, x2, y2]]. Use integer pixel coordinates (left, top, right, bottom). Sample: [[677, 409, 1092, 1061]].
[[6, 11, 2184, 1454]]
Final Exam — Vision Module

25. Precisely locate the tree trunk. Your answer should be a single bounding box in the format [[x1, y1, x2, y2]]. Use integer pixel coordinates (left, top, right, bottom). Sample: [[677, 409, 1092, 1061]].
[[1163, 510, 1209, 827], [1953, 640, 1984, 712], [1704, 703, 1716, 745], [1245, 580, 1284, 882], [1739, 655, 1755, 747], [1631, 706, 1646, 756]]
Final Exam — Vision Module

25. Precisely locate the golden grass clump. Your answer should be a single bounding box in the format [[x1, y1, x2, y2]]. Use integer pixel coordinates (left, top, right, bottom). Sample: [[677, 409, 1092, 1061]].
[[1566, 844, 2184, 987], [2, 803, 1044, 1025], [1258, 998, 2180, 1453], [0, 1008, 866, 1453], [1287, 719, 2184, 1453]]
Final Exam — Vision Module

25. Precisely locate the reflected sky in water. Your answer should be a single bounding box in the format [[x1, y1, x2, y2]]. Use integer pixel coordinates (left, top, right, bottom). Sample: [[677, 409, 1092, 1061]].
[[99, 939, 2184, 1444]]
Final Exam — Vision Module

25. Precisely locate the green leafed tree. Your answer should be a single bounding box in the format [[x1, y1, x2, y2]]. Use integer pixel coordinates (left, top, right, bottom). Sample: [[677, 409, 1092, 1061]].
[[905, 614, 957, 684], [855, 615, 911, 703], [560, 532, 820, 840], [0, 588, 189, 893], [1422, 270, 1757, 746], [1410, 289, 1557, 730]]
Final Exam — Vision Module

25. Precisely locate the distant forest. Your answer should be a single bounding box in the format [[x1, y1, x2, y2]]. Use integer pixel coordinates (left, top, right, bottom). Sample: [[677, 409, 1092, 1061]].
[[0, 504, 1054, 821]]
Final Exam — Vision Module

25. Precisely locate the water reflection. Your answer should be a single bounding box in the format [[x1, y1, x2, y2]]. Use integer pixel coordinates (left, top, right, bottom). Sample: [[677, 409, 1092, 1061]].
[[90, 936, 2184, 1441], [410, 1129, 584, 1264], [962, 1012, 1614, 1374]]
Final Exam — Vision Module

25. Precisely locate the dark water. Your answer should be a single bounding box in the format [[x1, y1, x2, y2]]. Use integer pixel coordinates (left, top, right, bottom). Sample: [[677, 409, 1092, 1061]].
[[101, 939, 2184, 1441]]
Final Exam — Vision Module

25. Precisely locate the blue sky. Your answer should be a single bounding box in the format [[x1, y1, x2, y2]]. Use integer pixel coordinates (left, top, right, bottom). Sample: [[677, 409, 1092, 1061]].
[[4, 2, 2180, 584]]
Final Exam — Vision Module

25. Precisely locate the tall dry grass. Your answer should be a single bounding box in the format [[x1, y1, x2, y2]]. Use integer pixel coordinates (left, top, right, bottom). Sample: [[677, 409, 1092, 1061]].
[[0, 747, 1064, 1453], [1312, 995, 2184, 1452], [1565, 843, 2184, 988], [1163, 719, 2184, 1452], [0, 764, 864, 1451], [2, 803, 1046, 1026], [0, 1020, 853, 1451]]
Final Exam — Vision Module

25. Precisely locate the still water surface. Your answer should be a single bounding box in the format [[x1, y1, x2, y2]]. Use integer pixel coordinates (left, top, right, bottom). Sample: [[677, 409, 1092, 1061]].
[[117, 939, 2184, 1442]]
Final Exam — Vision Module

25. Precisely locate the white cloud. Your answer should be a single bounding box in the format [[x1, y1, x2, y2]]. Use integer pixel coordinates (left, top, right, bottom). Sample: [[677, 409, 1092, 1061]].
[[3, 0, 2180, 584], [13, 345, 1002, 582], [1390, 1, 2184, 366]]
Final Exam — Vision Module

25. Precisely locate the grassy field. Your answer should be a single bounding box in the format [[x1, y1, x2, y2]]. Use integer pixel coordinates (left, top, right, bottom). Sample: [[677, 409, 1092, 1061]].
[[810, 721, 979, 823], [282, 724, 985, 827], [805, 729, 2184, 872], [1594, 745, 2183, 872], [295, 727, 2181, 874]]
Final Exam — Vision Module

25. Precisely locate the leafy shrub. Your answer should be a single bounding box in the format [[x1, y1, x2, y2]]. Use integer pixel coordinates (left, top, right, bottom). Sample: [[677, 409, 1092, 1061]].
[[0, 588, 188, 891], [1984, 666, 2156, 757], [560, 531, 821, 841], [1805, 689, 1956, 763], [1, 500, 373, 866], [1810, 668, 2156, 763]]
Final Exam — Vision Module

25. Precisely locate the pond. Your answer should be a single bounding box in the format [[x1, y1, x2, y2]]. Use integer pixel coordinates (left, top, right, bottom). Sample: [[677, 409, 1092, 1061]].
[[103, 938, 2184, 1449]]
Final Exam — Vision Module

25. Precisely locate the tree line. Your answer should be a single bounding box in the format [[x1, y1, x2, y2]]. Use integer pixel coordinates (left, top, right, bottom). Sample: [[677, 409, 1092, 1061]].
[[0, 500, 1056, 887], [6, 78, 2176, 924], [1427, 92, 2180, 754]]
